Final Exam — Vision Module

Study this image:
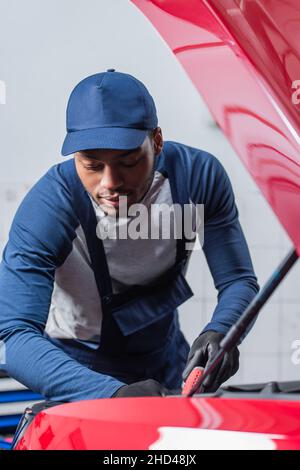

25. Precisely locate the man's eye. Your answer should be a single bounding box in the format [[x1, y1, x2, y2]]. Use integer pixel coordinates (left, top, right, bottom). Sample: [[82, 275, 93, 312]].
[[84, 165, 104, 171]]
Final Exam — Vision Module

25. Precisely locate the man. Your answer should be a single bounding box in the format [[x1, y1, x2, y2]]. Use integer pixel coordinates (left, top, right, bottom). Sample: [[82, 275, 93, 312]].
[[0, 70, 259, 401]]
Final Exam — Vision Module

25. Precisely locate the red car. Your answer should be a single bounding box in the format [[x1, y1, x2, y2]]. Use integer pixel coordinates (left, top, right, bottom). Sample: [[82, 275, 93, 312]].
[[11, 0, 300, 450]]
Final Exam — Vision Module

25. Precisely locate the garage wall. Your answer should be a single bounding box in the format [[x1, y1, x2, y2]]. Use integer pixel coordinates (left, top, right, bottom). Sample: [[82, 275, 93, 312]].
[[0, 0, 299, 386]]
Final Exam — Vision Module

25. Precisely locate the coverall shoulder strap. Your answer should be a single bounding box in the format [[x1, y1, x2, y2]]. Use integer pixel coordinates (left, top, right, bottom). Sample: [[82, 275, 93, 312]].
[[157, 142, 194, 263]]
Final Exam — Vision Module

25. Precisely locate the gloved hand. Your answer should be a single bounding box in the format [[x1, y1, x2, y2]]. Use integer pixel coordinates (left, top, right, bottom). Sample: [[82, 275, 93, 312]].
[[111, 379, 171, 398], [182, 330, 239, 393]]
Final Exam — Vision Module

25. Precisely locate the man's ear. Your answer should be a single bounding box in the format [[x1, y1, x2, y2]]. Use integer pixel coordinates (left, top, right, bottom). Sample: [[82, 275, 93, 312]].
[[153, 127, 163, 155]]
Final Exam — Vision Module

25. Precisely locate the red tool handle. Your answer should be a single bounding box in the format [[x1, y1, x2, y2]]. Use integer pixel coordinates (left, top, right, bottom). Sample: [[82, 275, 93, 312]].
[[181, 366, 204, 395]]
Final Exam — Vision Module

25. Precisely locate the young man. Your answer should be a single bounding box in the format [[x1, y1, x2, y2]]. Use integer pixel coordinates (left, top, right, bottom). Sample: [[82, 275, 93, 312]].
[[0, 70, 259, 401]]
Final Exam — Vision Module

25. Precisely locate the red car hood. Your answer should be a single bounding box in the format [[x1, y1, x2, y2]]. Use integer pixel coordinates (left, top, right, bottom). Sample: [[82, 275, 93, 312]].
[[15, 396, 300, 450], [132, 0, 300, 253]]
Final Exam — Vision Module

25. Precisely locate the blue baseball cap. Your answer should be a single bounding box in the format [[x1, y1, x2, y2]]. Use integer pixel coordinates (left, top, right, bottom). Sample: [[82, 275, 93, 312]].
[[61, 69, 158, 156]]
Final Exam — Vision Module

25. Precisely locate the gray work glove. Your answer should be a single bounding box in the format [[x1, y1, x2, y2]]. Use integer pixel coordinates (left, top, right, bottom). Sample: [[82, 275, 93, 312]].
[[111, 379, 171, 398], [182, 330, 240, 393]]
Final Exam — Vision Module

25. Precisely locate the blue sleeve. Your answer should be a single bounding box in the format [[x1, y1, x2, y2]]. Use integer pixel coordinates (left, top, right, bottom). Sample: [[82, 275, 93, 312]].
[[0, 165, 125, 401], [190, 151, 259, 341]]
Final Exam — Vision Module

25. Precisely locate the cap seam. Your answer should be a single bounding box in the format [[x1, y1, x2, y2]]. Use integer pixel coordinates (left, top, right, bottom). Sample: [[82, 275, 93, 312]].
[[67, 125, 150, 133]]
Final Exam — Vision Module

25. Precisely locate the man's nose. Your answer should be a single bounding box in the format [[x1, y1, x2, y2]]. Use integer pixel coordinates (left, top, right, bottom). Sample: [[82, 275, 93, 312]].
[[100, 165, 123, 191]]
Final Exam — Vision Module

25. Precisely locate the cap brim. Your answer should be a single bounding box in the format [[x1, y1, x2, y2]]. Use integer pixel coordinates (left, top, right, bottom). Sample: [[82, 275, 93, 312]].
[[61, 127, 148, 156]]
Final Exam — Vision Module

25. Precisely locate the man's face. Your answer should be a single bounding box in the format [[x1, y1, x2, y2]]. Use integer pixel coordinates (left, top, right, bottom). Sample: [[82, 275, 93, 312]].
[[74, 127, 163, 216]]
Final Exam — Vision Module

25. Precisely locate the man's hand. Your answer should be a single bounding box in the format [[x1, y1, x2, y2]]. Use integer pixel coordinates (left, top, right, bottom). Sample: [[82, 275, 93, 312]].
[[182, 330, 239, 393], [111, 379, 171, 398]]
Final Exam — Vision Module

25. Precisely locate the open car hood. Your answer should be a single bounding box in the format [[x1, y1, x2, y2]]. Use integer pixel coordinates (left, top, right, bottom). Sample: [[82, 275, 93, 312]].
[[132, 0, 300, 253]]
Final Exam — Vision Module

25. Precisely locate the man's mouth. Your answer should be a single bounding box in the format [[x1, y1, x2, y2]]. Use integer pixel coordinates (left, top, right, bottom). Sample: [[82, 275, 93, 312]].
[[99, 194, 130, 206]]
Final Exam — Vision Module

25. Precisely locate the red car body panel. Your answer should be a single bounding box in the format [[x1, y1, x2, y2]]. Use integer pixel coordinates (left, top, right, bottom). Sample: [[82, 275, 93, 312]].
[[15, 396, 300, 450], [16, 0, 300, 450]]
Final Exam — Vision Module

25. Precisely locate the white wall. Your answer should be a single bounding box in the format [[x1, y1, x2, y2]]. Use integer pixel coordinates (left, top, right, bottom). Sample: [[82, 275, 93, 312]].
[[1, 0, 299, 386]]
